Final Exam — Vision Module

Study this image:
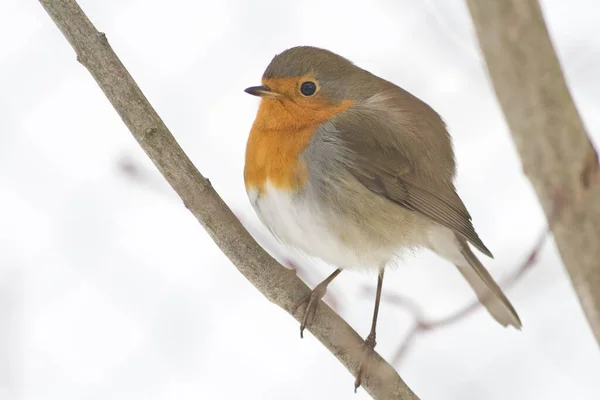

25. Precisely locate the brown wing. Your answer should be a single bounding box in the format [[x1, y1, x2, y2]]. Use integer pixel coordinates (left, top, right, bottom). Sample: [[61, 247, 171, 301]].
[[348, 155, 492, 258], [331, 100, 493, 258]]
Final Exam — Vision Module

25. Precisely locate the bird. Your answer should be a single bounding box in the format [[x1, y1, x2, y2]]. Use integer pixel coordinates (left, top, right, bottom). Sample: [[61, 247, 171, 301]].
[[243, 46, 521, 390]]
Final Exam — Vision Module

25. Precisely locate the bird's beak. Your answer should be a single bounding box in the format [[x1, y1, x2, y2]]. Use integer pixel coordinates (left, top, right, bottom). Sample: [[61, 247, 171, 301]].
[[244, 85, 280, 98]]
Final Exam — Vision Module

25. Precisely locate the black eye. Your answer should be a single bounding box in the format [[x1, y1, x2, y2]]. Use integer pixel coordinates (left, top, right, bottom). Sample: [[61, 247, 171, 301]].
[[300, 81, 317, 96]]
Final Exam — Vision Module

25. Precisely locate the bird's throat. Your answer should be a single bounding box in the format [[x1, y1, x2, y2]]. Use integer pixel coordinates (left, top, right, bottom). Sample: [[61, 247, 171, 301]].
[[244, 98, 352, 193]]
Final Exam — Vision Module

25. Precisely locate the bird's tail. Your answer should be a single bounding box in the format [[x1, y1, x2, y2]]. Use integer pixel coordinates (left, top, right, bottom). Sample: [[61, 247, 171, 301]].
[[454, 235, 522, 329]]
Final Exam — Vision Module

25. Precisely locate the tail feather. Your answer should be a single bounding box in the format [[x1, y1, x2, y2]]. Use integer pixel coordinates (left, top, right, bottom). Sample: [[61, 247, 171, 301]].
[[455, 236, 522, 329], [428, 227, 521, 329]]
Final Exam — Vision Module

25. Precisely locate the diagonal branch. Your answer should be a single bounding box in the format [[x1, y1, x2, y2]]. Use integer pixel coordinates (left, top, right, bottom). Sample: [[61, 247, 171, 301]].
[[467, 0, 600, 345], [37, 0, 418, 398]]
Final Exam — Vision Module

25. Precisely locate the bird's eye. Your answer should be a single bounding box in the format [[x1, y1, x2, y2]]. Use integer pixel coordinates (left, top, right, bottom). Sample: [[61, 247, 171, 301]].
[[300, 81, 317, 96]]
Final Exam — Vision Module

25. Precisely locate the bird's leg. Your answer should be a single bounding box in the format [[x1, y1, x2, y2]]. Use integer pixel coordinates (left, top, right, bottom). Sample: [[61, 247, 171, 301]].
[[354, 268, 385, 392], [294, 268, 342, 338]]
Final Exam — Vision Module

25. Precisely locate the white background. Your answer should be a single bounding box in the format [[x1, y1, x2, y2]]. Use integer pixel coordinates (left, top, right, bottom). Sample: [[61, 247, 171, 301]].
[[1, 0, 599, 399]]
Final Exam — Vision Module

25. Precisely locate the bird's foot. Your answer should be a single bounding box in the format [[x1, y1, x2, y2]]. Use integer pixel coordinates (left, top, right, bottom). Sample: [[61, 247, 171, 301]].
[[293, 280, 330, 338], [354, 332, 377, 392]]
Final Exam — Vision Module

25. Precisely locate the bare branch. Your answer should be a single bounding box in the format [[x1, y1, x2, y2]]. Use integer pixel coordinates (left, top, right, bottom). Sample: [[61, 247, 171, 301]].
[[364, 218, 552, 365], [467, 0, 600, 345], [37, 0, 418, 398]]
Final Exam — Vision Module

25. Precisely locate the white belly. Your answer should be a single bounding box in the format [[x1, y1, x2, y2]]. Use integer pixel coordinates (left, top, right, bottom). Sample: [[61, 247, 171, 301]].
[[247, 181, 394, 270]]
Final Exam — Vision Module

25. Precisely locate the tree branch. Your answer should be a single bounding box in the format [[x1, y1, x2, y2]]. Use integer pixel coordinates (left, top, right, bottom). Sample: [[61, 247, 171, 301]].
[[38, 0, 418, 398], [467, 0, 600, 344]]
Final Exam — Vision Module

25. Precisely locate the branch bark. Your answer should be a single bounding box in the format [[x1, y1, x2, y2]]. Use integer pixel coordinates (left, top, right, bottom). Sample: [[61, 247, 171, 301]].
[[467, 0, 600, 344], [37, 0, 418, 398]]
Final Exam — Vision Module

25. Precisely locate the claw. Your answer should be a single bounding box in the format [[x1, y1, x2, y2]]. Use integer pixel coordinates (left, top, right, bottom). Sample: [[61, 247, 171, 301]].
[[294, 280, 329, 338], [293, 269, 342, 339], [354, 333, 377, 392]]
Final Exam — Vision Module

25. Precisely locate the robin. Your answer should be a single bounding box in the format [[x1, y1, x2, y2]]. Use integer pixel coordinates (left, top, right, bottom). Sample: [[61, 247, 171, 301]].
[[243, 46, 521, 389]]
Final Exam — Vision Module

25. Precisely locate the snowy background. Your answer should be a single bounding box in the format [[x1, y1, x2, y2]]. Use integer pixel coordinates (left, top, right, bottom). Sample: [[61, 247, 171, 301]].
[[1, 0, 600, 399]]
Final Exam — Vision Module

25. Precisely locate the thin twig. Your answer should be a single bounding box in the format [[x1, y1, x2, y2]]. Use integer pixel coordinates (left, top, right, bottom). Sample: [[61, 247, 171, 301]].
[[364, 202, 562, 366]]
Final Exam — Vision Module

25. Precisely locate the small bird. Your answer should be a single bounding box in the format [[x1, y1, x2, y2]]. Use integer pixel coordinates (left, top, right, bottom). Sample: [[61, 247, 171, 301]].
[[244, 46, 521, 389]]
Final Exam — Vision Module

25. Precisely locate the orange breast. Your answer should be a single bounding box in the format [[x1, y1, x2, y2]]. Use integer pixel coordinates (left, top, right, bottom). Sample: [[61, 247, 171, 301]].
[[244, 95, 352, 194]]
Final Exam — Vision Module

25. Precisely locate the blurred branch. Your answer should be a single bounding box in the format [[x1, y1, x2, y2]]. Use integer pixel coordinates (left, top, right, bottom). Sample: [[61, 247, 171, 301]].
[[366, 213, 554, 364], [116, 153, 172, 194], [467, 0, 600, 345], [37, 0, 417, 398]]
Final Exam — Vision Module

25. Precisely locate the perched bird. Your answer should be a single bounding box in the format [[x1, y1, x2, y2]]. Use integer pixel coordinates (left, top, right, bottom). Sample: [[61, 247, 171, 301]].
[[243, 46, 521, 389]]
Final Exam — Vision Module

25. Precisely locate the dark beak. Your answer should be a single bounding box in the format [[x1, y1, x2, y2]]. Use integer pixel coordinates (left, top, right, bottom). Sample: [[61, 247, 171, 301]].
[[244, 85, 279, 98]]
